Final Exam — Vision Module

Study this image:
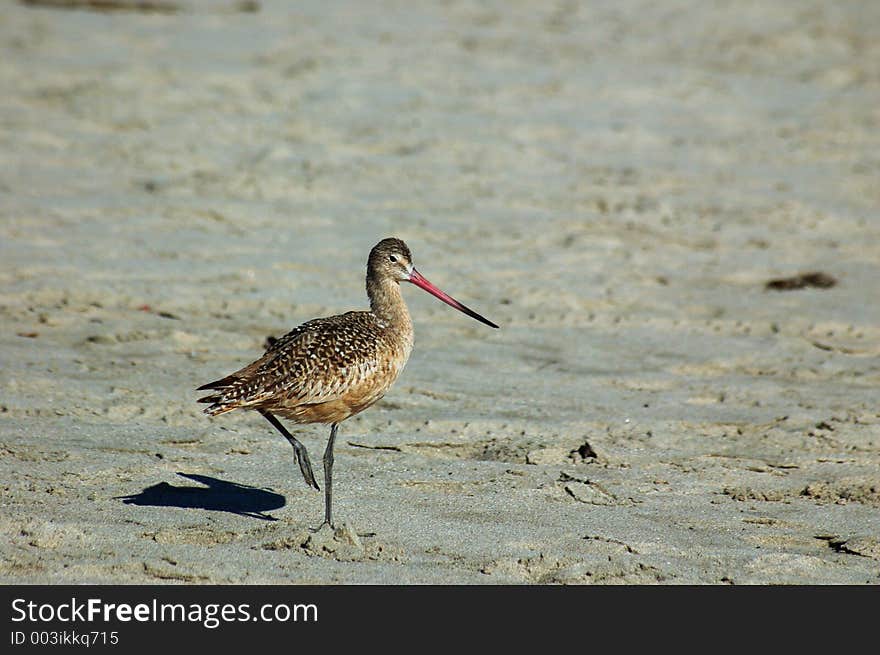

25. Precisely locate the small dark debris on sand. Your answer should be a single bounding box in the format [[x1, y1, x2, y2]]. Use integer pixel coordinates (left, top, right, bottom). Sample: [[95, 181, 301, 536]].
[[19, 0, 259, 13], [21, 0, 181, 11], [572, 441, 598, 461], [765, 272, 837, 291]]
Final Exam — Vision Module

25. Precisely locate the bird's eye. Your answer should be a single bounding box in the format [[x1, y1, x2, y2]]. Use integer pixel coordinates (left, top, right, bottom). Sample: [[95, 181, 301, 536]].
[[389, 255, 398, 263]]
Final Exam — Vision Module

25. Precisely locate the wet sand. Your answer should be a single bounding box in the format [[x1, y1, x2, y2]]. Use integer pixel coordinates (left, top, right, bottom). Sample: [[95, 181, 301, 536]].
[[1, 0, 879, 584]]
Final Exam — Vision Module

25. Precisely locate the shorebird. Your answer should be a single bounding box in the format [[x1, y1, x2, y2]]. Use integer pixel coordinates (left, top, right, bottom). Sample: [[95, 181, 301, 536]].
[[197, 238, 498, 529]]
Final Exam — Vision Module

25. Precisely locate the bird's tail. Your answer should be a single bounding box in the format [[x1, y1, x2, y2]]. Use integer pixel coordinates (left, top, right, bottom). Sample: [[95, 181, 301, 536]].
[[196, 375, 243, 416]]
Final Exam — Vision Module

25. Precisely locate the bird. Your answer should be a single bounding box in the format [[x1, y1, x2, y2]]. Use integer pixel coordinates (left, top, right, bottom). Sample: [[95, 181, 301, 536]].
[[196, 237, 498, 530]]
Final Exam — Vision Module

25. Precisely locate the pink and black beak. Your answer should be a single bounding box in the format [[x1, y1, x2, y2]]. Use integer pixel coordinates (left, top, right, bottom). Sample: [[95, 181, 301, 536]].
[[407, 268, 499, 329]]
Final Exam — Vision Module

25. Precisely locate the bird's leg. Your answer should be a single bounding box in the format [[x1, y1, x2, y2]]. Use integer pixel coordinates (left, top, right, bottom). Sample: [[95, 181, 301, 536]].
[[311, 423, 338, 532], [260, 411, 320, 491]]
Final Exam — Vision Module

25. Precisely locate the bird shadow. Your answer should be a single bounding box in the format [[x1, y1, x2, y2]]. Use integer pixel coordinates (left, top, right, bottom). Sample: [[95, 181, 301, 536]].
[[117, 472, 285, 521]]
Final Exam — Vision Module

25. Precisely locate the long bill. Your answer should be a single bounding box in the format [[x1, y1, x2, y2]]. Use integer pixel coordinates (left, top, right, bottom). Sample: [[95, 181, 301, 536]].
[[407, 268, 499, 329]]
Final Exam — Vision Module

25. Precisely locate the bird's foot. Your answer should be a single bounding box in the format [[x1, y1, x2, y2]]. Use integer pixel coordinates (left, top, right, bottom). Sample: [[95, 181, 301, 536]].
[[294, 449, 320, 490], [309, 520, 335, 534]]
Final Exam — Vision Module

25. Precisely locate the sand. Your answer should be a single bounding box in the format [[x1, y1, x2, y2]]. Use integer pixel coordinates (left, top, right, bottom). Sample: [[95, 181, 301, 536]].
[[1, 0, 879, 584]]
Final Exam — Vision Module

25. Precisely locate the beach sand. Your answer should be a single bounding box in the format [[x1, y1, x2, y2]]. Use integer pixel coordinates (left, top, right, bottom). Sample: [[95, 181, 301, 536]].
[[1, 0, 879, 584]]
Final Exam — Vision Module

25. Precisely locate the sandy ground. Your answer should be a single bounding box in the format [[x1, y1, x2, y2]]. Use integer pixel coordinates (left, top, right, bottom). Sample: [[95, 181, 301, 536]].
[[1, 0, 879, 584]]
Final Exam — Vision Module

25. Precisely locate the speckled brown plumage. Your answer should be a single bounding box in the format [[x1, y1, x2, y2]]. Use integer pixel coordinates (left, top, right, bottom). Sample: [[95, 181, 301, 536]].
[[197, 309, 412, 424], [196, 237, 498, 529]]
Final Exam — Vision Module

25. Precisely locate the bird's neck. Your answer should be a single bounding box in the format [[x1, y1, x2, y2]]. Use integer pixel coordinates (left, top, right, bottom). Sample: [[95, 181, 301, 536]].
[[367, 275, 412, 333]]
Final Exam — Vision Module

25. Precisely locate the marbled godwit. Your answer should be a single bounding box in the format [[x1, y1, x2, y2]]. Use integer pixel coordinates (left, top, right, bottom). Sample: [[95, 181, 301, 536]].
[[197, 238, 498, 529]]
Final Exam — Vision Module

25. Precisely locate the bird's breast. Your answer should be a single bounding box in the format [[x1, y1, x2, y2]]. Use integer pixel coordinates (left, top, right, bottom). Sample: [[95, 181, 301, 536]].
[[274, 332, 412, 425]]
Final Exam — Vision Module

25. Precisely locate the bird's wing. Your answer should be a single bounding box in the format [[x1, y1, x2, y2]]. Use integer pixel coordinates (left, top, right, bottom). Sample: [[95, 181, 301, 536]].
[[209, 313, 388, 408]]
